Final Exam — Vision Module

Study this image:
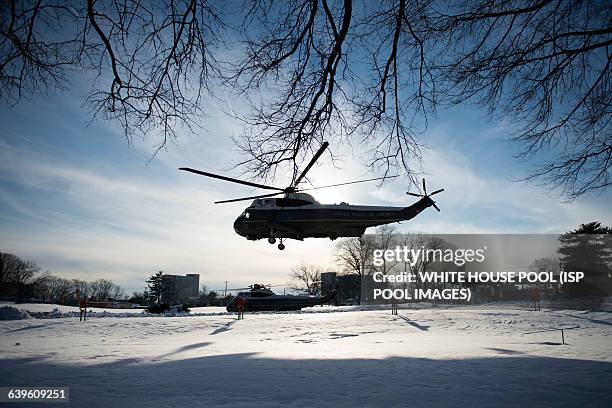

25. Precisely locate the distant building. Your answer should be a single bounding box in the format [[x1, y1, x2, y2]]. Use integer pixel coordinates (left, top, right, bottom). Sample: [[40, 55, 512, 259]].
[[321, 272, 337, 297], [161, 274, 200, 305], [321, 272, 361, 305]]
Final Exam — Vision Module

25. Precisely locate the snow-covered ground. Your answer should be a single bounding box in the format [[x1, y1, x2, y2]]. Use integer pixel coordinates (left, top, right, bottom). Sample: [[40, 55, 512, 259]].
[[1, 304, 611, 407], [0, 302, 229, 318]]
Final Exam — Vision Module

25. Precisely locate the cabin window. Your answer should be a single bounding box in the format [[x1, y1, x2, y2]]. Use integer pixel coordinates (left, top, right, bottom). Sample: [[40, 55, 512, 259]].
[[245, 211, 250, 219], [275, 198, 311, 207]]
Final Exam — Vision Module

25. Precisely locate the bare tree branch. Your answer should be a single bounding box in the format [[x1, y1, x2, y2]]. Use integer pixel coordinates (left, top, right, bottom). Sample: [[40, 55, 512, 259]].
[[1, 1, 610, 199], [1, 0, 224, 151]]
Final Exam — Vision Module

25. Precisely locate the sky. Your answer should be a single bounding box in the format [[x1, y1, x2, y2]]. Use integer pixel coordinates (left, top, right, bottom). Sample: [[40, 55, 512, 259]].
[[1, 73, 611, 294]]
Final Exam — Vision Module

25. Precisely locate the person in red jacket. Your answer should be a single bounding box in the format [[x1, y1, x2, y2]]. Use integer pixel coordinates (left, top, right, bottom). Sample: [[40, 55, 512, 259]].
[[79, 299, 88, 322], [236, 297, 246, 320]]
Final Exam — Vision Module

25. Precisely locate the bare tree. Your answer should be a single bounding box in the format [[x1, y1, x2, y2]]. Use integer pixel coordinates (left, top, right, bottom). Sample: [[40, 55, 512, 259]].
[[110, 282, 124, 300], [1, 0, 223, 151], [2, 1, 610, 199], [289, 262, 322, 295], [0, 253, 126, 303], [10, 259, 41, 287], [71, 279, 89, 299], [89, 278, 114, 300], [0, 252, 45, 299], [427, 0, 611, 200], [334, 233, 395, 304], [234, 0, 611, 198], [397, 233, 446, 290], [334, 235, 376, 279], [0, 1, 79, 100], [530, 257, 561, 274], [37, 275, 72, 304], [232, 0, 355, 181], [528, 256, 561, 292], [0, 252, 21, 289], [373, 224, 400, 275]]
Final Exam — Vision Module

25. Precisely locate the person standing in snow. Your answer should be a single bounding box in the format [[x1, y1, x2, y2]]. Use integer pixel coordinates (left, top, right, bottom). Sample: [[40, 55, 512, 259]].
[[76, 288, 87, 322], [533, 287, 541, 311], [236, 297, 245, 320], [79, 299, 88, 322]]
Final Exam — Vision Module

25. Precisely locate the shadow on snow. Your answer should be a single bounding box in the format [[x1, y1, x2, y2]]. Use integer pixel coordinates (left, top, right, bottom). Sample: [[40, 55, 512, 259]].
[[1, 353, 611, 407]]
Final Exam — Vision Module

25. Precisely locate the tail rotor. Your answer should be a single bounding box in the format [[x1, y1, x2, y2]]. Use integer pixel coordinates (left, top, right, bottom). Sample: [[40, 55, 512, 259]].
[[406, 178, 444, 211]]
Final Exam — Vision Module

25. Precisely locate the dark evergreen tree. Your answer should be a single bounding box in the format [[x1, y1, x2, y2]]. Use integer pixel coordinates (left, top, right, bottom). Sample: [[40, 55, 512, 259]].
[[558, 222, 612, 298], [146, 271, 166, 305]]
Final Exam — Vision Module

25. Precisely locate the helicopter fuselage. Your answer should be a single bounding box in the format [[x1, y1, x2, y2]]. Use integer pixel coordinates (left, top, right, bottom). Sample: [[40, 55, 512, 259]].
[[226, 286, 338, 312], [233, 193, 436, 241]]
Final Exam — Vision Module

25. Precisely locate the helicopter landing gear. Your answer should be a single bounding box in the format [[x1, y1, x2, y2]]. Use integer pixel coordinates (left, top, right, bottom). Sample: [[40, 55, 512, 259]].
[[268, 237, 276, 244], [277, 239, 285, 250]]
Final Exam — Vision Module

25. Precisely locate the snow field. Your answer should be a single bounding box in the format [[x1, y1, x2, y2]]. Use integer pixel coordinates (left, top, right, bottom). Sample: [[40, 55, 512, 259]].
[[0, 306, 610, 407]]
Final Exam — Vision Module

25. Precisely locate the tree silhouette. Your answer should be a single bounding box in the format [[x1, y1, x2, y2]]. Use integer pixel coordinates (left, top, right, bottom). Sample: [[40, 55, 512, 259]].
[[334, 235, 375, 278], [146, 271, 167, 304], [1, 1, 610, 198], [558, 222, 612, 297], [0, 0, 223, 152], [289, 263, 322, 295]]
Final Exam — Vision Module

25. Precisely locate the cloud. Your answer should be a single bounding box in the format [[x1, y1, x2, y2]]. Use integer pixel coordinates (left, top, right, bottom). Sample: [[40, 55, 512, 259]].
[[0, 140, 331, 290], [1, 97, 610, 293], [298, 124, 612, 234], [409, 143, 612, 233]]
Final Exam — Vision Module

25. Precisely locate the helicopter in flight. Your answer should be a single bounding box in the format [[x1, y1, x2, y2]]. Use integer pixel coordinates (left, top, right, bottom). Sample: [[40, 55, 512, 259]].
[[180, 142, 443, 250]]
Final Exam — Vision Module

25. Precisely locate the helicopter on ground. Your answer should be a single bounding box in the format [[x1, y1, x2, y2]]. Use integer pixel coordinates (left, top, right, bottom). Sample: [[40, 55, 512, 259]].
[[225, 284, 337, 312], [180, 142, 443, 250]]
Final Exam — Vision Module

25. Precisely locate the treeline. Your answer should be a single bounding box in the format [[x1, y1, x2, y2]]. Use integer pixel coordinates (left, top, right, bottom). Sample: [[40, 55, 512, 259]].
[[0, 251, 41, 299], [38, 277, 125, 305], [0, 251, 125, 305], [328, 223, 612, 305], [194, 285, 233, 307]]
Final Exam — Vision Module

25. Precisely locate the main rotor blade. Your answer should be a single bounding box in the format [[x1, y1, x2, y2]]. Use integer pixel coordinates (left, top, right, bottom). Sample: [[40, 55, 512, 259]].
[[214, 192, 283, 204], [406, 192, 423, 197], [293, 141, 329, 186], [432, 203, 441, 212], [221, 284, 286, 291], [422, 178, 427, 195], [179, 168, 284, 192], [301, 175, 400, 191], [215, 287, 251, 291], [429, 188, 444, 196]]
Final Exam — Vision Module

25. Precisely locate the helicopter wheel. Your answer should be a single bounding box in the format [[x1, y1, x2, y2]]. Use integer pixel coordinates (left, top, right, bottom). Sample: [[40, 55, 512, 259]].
[[268, 237, 276, 244], [278, 243, 285, 250]]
